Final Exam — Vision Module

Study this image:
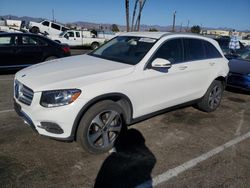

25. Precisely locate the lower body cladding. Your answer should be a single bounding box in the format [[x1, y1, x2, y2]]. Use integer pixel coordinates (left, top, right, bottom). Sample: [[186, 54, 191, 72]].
[[13, 97, 87, 140]]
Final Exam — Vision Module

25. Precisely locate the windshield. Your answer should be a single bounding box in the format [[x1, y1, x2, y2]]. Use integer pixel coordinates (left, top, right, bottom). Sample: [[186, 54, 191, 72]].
[[89, 36, 157, 65], [59, 31, 67, 37]]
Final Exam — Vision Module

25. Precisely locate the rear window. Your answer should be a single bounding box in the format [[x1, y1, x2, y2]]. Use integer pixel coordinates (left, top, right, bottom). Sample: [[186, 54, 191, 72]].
[[21, 36, 47, 46], [0, 36, 15, 46], [184, 38, 205, 61], [203, 41, 222, 59], [51, 23, 61, 30]]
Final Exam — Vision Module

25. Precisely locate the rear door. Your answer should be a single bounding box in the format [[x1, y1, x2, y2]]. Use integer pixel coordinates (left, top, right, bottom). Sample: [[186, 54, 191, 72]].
[[16, 35, 44, 65], [182, 38, 215, 97], [0, 34, 18, 68]]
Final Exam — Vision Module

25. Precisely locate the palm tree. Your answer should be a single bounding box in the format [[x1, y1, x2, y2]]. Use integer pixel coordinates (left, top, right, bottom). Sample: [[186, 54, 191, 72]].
[[125, 0, 130, 32], [131, 0, 139, 31], [134, 0, 146, 31]]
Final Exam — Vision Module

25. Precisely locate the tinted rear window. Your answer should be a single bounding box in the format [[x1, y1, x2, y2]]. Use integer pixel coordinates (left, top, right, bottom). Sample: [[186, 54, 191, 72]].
[[184, 38, 205, 61], [51, 23, 61, 30], [203, 41, 222, 58]]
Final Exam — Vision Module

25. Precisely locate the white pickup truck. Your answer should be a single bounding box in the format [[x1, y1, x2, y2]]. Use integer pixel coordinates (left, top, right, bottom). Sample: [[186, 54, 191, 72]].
[[51, 30, 107, 49]]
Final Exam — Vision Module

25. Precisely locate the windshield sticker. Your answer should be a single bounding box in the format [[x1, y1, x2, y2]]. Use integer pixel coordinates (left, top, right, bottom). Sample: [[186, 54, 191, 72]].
[[139, 38, 156, 43]]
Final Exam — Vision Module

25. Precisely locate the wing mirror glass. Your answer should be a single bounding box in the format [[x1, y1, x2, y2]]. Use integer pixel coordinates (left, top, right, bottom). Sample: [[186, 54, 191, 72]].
[[64, 34, 69, 39], [151, 58, 172, 69]]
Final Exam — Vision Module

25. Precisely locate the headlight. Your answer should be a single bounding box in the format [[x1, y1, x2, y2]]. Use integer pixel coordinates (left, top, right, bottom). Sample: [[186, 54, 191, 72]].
[[40, 89, 81, 108]]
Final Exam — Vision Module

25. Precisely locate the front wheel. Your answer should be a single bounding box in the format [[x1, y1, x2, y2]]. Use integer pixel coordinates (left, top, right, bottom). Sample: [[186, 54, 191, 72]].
[[197, 80, 224, 112], [76, 100, 124, 154]]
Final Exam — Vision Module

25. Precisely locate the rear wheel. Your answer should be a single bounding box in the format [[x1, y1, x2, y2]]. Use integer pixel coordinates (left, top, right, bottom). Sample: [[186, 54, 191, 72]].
[[30, 27, 39, 34], [91, 42, 99, 50], [77, 100, 125, 154], [197, 80, 224, 112]]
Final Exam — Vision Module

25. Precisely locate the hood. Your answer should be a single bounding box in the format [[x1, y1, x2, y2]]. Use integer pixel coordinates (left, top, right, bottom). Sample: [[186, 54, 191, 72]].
[[229, 59, 250, 75], [15, 54, 134, 92]]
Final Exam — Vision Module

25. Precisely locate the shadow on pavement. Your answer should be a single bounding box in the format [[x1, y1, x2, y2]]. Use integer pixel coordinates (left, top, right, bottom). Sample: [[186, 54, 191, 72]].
[[94, 128, 156, 188]]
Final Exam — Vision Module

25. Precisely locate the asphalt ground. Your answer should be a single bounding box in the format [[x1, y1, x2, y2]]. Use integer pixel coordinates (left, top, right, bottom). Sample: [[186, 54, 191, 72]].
[[0, 50, 250, 187]]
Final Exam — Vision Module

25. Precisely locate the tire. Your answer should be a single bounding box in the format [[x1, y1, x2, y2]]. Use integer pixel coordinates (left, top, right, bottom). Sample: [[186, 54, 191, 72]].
[[91, 42, 99, 50], [197, 80, 224, 112], [76, 100, 125, 154], [44, 56, 57, 61], [30, 27, 39, 34]]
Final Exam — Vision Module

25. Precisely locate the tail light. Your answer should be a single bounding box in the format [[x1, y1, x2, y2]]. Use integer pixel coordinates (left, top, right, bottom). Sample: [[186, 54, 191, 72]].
[[62, 46, 70, 53]]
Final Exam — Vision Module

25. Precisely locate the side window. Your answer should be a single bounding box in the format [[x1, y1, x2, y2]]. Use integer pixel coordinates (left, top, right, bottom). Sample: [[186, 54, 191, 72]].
[[21, 36, 46, 46], [42, 21, 50, 27], [62, 27, 68, 32], [203, 41, 222, 59], [184, 39, 205, 61], [51, 23, 61, 30], [68, 32, 74, 37], [0, 36, 15, 46], [76, 32, 80, 38], [151, 39, 183, 64]]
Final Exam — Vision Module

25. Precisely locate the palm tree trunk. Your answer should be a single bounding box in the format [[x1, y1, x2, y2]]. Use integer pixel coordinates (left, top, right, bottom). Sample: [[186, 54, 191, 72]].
[[135, 0, 146, 31], [131, 0, 139, 31], [125, 0, 130, 32]]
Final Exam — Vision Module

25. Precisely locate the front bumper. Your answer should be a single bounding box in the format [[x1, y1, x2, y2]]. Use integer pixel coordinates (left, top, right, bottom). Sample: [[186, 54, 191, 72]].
[[14, 100, 38, 133], [13, 92, 87, 140]]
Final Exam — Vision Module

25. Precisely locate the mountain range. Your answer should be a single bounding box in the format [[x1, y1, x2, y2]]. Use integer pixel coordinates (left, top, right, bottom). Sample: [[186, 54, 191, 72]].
[[1, 15, 249, 32]]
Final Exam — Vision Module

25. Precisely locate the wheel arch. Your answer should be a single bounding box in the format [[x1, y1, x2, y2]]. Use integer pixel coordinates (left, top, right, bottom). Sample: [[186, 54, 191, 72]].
[[215, 76, 227, 88], [71, 93, 133, 140]]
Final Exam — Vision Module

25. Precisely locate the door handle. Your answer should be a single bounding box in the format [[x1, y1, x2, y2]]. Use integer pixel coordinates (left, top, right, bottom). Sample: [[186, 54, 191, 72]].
[[179, 65, 188, 70], [209, 62, 215, 66]]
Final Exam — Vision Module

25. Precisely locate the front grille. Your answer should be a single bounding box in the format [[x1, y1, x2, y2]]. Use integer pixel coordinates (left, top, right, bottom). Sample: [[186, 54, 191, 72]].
[[15, 80, 34, 105]]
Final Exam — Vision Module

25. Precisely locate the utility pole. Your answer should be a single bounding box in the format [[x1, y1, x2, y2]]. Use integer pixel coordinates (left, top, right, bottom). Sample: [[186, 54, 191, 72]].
[[52, 9, 55, 22], [172, 11, 176, 32], [186, 20, 190, 32], [180, 22, 182, 32]]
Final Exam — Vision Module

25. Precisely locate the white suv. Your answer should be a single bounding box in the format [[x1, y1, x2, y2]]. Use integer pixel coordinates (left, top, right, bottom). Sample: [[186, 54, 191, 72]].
[[14, 32, 229, 153]]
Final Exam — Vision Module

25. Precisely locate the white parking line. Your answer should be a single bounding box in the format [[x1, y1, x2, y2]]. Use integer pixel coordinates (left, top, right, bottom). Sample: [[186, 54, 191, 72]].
[[0, 109, 14, 114], [136, 131, 250, 188]]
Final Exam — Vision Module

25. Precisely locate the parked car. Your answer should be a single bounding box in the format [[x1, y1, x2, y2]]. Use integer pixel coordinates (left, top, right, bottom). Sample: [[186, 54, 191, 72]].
[[52, 30, 106, 49], [28, 20, 69, 36], [227, 59, 250, 91], [14, 32, 229, 153], [0, 33, 71, 70]]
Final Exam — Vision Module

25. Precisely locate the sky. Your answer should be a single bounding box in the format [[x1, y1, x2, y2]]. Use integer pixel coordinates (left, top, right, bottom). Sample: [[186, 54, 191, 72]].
[[0, 0, 250, 31]]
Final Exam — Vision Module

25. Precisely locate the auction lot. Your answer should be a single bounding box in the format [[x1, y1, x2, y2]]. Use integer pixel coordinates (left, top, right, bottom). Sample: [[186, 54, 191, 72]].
[[0, 50, 250, 188]]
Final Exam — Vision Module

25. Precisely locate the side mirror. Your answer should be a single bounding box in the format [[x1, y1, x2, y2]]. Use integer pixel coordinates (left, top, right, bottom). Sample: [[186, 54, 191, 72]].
[[64, 34, 69, 39], [151, 58, 172, 69]]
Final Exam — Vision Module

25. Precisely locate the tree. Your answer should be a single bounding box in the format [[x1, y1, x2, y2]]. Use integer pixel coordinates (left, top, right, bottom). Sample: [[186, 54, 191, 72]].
[[111, 24, 119, 32], [191, 25, 201, 34], [131, 0, 139, 31], [125, 0, 130, 32], [125, 0, 147, 32]]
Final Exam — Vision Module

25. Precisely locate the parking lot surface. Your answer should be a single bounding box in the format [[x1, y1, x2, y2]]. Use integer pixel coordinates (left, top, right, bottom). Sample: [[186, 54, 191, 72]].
[[0, 51, 250, 187]]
